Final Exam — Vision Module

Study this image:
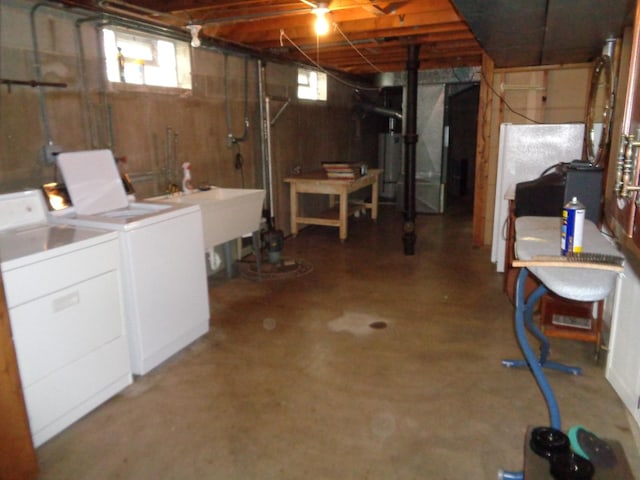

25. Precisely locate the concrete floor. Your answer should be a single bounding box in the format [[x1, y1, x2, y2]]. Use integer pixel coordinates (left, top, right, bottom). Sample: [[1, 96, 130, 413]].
[[36, 202, 640, 479]]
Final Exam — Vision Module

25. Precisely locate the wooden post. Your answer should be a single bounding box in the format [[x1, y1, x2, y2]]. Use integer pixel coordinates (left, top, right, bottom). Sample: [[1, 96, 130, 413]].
[[472, 53, 494, 247], [403, 44, 420, 255]]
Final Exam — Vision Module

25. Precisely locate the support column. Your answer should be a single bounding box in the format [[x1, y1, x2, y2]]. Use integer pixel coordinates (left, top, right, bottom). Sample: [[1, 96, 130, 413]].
[[403, 44, 420, 255]]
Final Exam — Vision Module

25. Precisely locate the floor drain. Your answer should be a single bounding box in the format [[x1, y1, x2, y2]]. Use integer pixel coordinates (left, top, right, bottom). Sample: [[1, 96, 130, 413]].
[[369, 321, 387, 330]]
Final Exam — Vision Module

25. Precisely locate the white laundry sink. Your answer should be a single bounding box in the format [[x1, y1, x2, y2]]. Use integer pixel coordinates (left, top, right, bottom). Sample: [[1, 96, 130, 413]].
[[148, 187, 265, 247]]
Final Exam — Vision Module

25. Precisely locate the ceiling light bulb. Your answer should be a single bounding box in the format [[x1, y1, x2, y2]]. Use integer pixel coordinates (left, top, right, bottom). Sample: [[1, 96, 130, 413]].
[[187, 25, 202, 48], [314, 12, 329, 35], [312, 3, 330, 36]]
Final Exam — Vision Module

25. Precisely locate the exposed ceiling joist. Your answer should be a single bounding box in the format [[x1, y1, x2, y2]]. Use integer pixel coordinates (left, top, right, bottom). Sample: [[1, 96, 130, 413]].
[[52, 0, 634, 77]]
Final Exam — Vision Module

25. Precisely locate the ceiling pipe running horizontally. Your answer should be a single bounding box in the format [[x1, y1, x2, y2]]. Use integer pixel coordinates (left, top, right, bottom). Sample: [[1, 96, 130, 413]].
[[97, 0, 188, 24]]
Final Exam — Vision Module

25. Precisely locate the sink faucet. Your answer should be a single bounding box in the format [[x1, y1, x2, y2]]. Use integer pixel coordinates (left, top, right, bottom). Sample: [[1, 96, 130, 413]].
[[166, 183, 180, 194]]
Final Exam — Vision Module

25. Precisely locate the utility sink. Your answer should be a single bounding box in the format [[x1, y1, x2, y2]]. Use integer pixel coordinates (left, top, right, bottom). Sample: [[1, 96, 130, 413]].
[[147, 187, 265, 248]]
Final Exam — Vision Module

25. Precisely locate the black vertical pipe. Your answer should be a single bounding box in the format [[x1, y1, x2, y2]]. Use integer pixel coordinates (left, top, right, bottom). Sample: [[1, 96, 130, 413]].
[[403, 44, 420, 255]]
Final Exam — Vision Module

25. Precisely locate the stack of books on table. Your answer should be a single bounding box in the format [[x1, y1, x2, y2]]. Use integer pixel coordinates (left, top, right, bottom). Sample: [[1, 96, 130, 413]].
[[322, 162, 361, 180]]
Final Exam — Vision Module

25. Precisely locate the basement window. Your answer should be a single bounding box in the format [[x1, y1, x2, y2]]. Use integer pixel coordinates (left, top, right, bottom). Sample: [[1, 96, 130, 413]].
[[297, 68, 327, 101], [103, 28, 192, 90]]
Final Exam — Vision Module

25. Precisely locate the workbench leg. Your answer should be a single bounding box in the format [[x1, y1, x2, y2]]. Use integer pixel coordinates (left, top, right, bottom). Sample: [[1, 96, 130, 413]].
[[289, 186, 298, 237], [339, 190, 348, 242], [371, 177, 379, 221]]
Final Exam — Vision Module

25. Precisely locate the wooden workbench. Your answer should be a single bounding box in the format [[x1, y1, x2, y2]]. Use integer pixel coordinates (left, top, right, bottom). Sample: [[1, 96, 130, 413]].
[[283, 169, 382, 241]]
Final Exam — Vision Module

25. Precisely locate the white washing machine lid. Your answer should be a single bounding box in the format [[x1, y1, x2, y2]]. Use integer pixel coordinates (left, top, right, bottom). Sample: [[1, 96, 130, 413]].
[[57, 149, 129, 215], [53, 149, 201, 231]]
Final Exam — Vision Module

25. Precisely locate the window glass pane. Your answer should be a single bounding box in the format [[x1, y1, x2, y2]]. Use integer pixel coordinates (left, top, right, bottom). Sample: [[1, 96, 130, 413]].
[[102, 27, 190, 90], [158, 41, 176, 68], [123, 60, 144, 84], [298, 70, 309, 85], [316, 73, 327, 101], [118, 40, 153, 62], [103, 29, 119, 83], [297, 68, 327, 101]]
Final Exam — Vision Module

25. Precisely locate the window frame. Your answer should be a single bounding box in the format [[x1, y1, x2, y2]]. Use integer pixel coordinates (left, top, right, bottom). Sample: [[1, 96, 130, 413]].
[[297, 68, 327, 102], [102, 26, 192, 91]]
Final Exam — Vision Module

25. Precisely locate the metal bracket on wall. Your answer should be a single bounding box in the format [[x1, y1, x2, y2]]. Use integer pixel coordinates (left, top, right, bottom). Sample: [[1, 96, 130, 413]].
[[269, 96, 290, 126]]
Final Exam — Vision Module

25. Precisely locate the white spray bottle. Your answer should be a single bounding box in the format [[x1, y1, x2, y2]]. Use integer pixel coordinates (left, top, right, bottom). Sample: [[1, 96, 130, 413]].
[[182, 162, 194, 194]]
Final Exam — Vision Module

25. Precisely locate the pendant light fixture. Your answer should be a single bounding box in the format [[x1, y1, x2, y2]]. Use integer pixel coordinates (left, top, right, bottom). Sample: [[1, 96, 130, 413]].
[[312, 2, 330, 35], [187, 24, 202, 48]]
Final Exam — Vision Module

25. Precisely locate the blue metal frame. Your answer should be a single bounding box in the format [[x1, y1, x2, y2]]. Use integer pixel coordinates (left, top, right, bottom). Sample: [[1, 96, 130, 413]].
[[502, 268, 582, 378], [502, 267, 580, 429], [499, 267, 581, 478]]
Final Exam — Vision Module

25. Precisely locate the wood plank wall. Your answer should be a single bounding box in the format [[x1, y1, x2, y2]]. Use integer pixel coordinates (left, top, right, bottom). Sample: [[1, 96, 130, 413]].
[[0, 277, 38, 480]]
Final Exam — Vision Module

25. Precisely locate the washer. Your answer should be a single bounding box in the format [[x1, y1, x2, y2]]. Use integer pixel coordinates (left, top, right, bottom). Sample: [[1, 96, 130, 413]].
[[0, 189, 132, 447], [49, 149, 210, 375]]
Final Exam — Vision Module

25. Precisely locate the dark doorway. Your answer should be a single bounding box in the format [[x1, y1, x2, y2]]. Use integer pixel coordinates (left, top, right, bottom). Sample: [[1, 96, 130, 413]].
[[443, 83, 480, 212]]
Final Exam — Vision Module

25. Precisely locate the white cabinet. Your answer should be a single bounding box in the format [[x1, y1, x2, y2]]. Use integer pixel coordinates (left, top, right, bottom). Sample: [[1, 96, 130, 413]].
[[606, 261, 640, 427], [3, 236, 132, 447]]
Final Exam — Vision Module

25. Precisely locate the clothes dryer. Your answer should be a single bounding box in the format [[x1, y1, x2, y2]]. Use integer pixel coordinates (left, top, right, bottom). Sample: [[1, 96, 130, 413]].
[[0, 189, 131, 446]]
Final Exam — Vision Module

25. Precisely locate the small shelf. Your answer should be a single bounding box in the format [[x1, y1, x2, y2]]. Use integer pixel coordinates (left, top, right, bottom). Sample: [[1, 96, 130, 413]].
[[540, 293, 603, 357]]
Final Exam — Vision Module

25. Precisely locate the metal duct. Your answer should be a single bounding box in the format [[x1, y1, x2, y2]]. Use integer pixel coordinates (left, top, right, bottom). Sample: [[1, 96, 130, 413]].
[[356, 102, 402, 120]]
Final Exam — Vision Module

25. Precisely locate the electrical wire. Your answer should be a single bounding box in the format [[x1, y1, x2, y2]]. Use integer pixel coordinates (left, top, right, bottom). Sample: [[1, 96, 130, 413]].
[[285, 24, 542, 126], [480, 68, 543, 124], [279, 29, 379, 92], [538, 162, 563, 177], [224, 53, 249, 143], [332, 22, 384, 74], [450, 66, 481, 83], [316, 31, 320, 69]]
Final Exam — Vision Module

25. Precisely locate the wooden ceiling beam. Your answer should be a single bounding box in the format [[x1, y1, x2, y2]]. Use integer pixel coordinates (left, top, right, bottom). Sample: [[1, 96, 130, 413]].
[[289, 43, 483, 62], [247, 26, 474, 49], [302, 42, 483, 64], [53, 0, 481, 74], [295, 55, 481, 75], [212, 7, 462, 32], [126, 0, 448, 17], [335, 53, 482, 69], [128, 0, 307, 15], [211, 10, 470, 50], [316, 53, 483, 70]]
